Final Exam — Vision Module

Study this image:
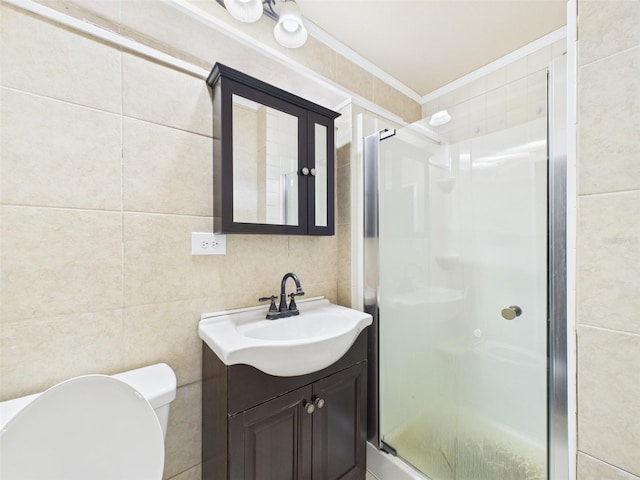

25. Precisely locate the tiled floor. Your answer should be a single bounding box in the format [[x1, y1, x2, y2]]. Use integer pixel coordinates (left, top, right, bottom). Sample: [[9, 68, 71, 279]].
[[366, 471, 380, 480]]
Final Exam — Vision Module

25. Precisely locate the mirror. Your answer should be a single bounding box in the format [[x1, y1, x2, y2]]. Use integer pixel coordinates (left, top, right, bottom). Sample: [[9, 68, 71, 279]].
[[314, 123, 328, 227], [232, 94, 299, 226]]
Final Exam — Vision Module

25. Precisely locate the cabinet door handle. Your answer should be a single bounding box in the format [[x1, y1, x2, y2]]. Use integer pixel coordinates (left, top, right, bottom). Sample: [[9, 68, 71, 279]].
[[304, 402, 315, 414], [300, 167, 310, 176], [314, 397, 325, 409]]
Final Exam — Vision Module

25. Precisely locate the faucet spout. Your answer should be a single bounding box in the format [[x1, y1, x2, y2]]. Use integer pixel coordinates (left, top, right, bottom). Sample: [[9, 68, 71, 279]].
[[279, 272, 304, 312]]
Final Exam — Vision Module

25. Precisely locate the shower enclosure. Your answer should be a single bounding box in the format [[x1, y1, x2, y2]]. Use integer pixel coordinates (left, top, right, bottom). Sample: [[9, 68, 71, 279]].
[[364, 58, 567, 480]]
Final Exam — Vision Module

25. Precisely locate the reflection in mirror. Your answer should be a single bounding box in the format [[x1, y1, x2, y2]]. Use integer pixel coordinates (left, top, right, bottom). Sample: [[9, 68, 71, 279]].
[[232, 94, 299, 226], [314, 124, 328, 227]]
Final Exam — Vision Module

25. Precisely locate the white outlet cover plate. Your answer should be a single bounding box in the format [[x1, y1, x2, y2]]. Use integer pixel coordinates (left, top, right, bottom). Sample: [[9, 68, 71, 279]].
[[192, 232, 226, 255]]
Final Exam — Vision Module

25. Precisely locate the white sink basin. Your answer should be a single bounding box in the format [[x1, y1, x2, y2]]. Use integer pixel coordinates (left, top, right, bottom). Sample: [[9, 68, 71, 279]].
[[199, 297, 372, 376]]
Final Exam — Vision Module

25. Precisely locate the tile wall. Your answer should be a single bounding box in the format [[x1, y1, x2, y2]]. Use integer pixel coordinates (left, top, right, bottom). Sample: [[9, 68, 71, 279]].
[[576, 1, 640, 478]]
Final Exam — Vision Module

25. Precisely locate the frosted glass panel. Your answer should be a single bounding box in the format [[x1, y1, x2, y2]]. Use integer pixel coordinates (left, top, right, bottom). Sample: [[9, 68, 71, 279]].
[[379, 70, 548, 480]]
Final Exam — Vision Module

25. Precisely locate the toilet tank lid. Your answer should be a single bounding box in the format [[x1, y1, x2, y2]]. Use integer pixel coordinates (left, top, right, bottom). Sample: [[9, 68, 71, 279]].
[[0, 364, 177, 429], [113, 363, 177, 409]]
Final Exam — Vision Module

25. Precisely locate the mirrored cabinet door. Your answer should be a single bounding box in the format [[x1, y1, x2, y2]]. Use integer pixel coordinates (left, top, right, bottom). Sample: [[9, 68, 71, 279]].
[[308, 113, 334, 235]]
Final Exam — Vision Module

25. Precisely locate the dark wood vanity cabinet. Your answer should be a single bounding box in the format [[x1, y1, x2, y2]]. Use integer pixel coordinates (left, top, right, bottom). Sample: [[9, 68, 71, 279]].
[[202, 331, 368, 480]]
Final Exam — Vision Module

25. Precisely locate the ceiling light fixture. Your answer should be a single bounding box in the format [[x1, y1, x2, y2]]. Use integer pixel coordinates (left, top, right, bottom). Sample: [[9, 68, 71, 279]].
[[429, 110, 452, 126], [273, 0, 307, 48], [218, 0, 308, 48], [224, 0, 263, 23]]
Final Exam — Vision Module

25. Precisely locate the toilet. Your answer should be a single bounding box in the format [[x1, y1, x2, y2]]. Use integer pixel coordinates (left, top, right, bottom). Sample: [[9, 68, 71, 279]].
[[0, 363, 176, 480]]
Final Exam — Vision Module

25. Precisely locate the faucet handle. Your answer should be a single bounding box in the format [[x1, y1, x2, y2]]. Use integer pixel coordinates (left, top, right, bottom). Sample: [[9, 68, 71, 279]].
[[258, 295, 278, 312], [288, 292, 304, 312]]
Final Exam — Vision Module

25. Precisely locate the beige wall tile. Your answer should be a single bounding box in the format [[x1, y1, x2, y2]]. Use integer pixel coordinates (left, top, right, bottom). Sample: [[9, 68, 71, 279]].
[[300, 281, 338, 305], [123, 213, 223, 307], [0, 310, 124, 400], [336, 54, 373, 102], [578, 326, 640, 475], [221, 234, 289, 298], [288, 36, 337, 83], [337, 224, 351, 288], [37, 0, 122, 32], [287, 235, 338, 287], [337, 142, 351, 170], [123, 298, 221, 387], [335, 104, 353, 150], [163, 381, 201, 479], [0, 89, 122, 210], [578, 0, 640, 66], [578, 47, 640, 195], [122, 53, 212, 137], [337, 282, 352, 308], [123, 118, 213, 216], [0, 207, 123, 321], [167, 464, 201, 480], [372, 78, 421, 123], [120, 0, 227, 70], [337, 164, 351, 226], [0, 6, 121, 113], [578, 452, 640, 480], [578, 191, 640, 333]]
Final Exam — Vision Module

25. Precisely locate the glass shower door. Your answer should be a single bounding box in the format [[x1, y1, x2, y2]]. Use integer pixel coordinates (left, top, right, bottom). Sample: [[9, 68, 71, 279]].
[[378, 70, 549, 480]]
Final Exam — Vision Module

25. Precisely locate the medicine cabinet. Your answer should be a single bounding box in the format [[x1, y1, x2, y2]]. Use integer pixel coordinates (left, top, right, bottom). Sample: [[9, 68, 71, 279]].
[[207, 63, 340, 235]]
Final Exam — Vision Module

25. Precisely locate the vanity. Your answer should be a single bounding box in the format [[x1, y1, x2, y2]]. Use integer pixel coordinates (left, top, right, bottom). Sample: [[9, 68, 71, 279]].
[[199, 297, 372, 480]]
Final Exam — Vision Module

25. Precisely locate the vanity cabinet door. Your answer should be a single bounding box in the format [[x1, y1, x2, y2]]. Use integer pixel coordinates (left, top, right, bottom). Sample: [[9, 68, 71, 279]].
[[312, 362, 367, 480], [228, 385, 313, 480]]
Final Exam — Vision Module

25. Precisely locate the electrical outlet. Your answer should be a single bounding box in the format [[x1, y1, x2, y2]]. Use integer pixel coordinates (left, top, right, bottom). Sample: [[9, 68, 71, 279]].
[[192, 232, 226, 255]]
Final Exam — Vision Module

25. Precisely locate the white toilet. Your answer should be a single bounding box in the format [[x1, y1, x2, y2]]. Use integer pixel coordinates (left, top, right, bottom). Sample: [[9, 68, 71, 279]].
[[0, 363, 176, 480]]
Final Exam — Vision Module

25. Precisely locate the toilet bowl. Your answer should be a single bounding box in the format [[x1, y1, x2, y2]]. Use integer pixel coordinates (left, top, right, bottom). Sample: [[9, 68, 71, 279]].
[[0, 363, 176, 480]]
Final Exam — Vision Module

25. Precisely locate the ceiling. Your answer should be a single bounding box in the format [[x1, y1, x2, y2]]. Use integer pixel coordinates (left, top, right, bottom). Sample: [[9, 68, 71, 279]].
[[295, 0, 567, 97]]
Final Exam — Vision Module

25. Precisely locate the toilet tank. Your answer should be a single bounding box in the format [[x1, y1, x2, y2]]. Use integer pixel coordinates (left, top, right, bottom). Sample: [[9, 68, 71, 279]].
[[0, 363, 177, 439]]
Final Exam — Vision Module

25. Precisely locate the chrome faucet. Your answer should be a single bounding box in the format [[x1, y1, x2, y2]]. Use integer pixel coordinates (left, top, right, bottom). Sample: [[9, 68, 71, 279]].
[[259, 272, 305, 320]]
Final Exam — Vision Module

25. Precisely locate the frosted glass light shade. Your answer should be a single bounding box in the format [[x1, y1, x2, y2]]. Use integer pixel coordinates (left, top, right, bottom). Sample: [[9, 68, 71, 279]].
[[273, 0, 307, 48], [225, 0, 263, 23], [429, 109, 452, 126]]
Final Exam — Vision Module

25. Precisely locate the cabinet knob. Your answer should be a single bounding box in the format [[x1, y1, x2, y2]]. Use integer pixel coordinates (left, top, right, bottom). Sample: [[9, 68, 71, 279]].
[[301, 167, 310, 176], [314, 397, 325, 409], [304, 402, 315, 414], [310, 168, 316, 176]]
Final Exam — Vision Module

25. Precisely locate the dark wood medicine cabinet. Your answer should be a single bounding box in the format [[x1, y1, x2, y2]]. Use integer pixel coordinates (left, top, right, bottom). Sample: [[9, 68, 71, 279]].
[[207, 63, 340, 236]]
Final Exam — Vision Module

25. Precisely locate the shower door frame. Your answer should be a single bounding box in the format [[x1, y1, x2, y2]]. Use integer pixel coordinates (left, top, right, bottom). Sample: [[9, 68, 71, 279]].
[[363, 58, 568, 479]]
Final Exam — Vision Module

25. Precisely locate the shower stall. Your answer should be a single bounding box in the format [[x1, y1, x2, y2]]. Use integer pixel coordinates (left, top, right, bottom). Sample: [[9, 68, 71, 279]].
[[364, 58, 567, 480]]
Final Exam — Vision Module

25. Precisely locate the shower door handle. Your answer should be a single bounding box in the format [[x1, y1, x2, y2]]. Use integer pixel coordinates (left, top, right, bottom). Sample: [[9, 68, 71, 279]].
[[501, 305, 522, 320]]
